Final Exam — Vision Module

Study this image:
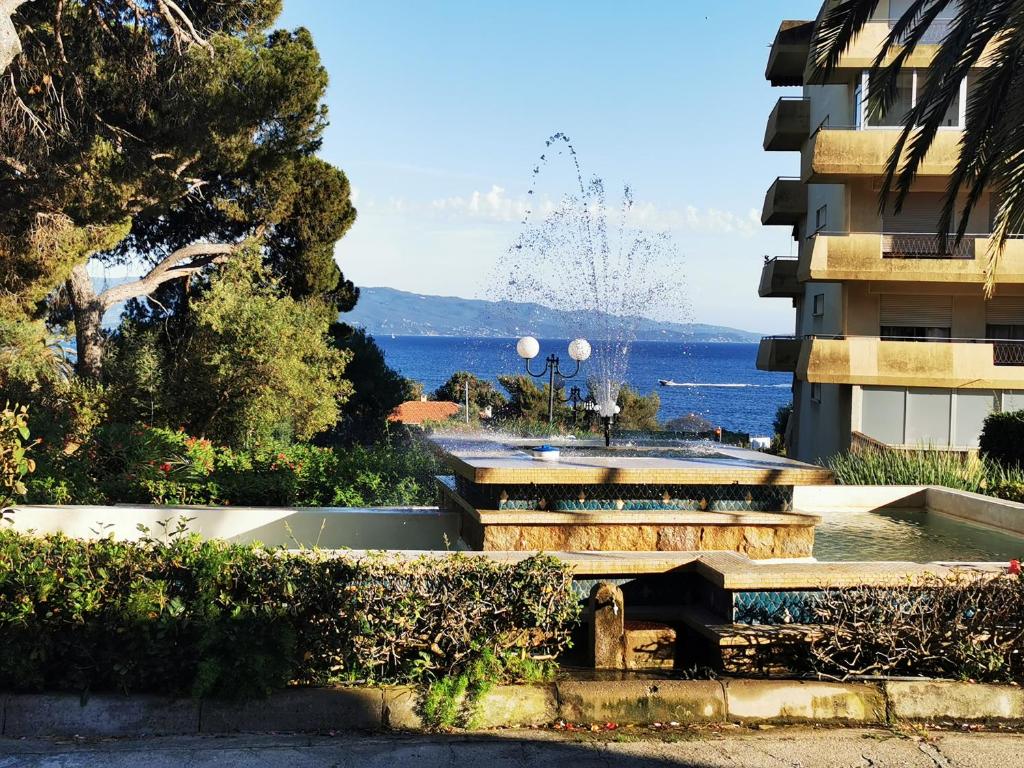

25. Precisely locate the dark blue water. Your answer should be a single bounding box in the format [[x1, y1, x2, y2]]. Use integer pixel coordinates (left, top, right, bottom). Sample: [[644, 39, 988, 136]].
[[375, 337, 790, 436]]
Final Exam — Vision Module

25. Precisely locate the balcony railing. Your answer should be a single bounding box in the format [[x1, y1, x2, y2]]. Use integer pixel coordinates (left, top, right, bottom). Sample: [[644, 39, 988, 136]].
[[881, 233, 977, 260], [993, 341, 1024, 367], [886, 18, 953, 46]]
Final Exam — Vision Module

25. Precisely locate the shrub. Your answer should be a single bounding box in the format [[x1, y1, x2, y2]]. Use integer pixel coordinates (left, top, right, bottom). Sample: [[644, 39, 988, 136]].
[[1, 404, 36, 510], [0, 530, 579, 697], [330, 327, 416, 443], [26, 425, 442, 507], [826, 443, 1024, 504], [980, 410, 1024, 468], [808, 572, 1024, 682], [826, 445, 992, 492]]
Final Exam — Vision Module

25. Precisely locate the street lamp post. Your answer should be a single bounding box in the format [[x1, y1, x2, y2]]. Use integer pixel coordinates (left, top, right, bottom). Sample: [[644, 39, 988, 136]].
[[516, 336, 591, 425]]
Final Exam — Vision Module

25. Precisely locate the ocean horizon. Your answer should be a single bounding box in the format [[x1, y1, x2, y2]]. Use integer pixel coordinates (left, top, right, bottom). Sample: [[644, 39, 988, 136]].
[[374, 335, 790, 437]]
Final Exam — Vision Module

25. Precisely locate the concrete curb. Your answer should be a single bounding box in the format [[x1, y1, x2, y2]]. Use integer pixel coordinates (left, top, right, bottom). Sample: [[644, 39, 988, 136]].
[[885, 680, 1024, 723], [724, 680, 886, 725], [1, 679, 1022, 737], [556, 680, 727, 724]]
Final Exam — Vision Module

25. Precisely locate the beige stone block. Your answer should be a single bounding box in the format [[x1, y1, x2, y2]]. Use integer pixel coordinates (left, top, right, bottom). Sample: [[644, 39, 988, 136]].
[[382, 686, 422, 729], [886, 681, 1024, 722], [557, 680, 726, 724], [471, 685, 557, 728], [623, 621, 676, 670], [726, 680, 885, 724]]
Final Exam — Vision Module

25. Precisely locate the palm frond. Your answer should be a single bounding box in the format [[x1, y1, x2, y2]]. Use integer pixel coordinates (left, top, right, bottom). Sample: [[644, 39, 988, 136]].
[[809, 0, 884, 80]]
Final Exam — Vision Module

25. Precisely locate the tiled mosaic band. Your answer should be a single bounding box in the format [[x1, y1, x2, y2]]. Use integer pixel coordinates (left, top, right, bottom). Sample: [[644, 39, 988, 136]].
[[453, 476, 794, 513]]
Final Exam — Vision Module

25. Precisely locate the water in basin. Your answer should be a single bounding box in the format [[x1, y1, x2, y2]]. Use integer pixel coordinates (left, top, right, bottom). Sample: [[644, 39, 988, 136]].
[[525, 444, 732, 460], [813, 508, 1024, 562]]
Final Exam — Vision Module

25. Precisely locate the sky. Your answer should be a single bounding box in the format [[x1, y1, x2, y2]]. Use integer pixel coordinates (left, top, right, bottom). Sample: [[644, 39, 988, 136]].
[[274, 0, 825, 335]]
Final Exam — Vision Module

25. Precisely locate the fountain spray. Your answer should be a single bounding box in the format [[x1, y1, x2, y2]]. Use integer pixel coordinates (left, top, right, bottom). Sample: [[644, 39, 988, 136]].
[[499, 134, 685, 443]]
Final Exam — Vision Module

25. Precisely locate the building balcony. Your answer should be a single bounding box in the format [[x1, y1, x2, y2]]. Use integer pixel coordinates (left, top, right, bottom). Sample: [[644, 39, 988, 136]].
[[798, 336, 1024, 389], [765, 20, 813, 87], [756, 336, 802, 373], [761, 177, 806, 226], [810, 20, 946, 82], [800, 232, 1024, 284], [759, 257, 801, 298], [764, 97, 810, 151], [810, 20, 1000, 83], [801, 128, 962, 183]]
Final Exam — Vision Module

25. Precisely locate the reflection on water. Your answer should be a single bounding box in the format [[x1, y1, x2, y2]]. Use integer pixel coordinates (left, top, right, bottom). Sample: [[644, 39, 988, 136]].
[[814, 508, 1024, 562]]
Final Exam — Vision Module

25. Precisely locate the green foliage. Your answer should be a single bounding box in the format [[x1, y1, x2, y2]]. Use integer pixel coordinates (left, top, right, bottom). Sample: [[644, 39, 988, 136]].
[[0, 317, 74, 392], [106, 256, 352, 449], [0, 531, 579, 697], [979, 410, 1024, 469], [421, 648, 557, 729], [771, 403, 792, 454], [593, 384, 660, 432], [772, 404, 791, 441], [330, 327, 413, 443], [265, 157, 359, 310], [495, 374, 568, 424], [434, 372, 506, 421], [826, 444, 1024, 503], [2, 2, 359, 385], [26, 425, 441, 508], [0, 404, 36, 509]]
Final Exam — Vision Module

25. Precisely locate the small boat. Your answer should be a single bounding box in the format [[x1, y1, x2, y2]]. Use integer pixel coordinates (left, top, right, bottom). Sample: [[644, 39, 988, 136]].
[[659, 379, 678, 387]]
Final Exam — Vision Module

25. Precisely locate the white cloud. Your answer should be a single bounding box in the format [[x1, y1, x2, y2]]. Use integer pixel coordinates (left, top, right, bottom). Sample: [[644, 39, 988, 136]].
[[369, 184, 758, 236]]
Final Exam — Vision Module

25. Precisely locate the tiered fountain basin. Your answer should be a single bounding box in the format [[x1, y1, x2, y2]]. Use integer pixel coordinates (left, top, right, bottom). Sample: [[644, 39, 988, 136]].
[[430, 434, 833, 558]]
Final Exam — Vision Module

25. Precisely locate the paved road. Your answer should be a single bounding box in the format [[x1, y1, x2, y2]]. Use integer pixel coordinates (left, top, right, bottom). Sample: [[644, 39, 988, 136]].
[[1, 728, 1023, 768]]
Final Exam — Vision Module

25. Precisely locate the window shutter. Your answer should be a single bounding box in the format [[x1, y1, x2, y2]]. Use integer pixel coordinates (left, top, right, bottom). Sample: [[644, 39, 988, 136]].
[[882, 193, 946, 233], [985, 297, 1024, 325], [879, 295, 953, 327]]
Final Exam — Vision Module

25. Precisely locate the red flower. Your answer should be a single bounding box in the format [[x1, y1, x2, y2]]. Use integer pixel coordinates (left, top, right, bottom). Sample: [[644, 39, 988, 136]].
[[159, 462, 172, 473], [1010, 559, 1021, 575]]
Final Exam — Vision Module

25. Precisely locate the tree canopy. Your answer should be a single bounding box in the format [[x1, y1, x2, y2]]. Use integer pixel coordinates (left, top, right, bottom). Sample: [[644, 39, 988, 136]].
[[1, 0, 356, 377]]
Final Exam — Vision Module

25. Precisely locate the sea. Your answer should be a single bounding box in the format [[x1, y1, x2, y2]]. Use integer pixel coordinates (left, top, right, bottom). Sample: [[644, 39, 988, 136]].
[[374, 337, 791, 437]]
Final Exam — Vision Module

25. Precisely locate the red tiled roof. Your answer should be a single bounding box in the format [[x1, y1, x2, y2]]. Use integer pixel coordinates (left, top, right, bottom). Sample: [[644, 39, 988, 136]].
[[387, 400, 461, 425]]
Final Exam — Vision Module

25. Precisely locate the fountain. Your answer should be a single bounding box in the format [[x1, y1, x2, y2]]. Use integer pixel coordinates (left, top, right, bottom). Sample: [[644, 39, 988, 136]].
[[423, 135, 833, 558], [497, 133, 684, 444]]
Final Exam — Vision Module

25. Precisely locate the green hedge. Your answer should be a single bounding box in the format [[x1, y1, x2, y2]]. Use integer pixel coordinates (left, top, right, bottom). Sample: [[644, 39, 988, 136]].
[[980, 410, 1024, 469], [25, 425, 441, 507], [0, 530, 579, 698]]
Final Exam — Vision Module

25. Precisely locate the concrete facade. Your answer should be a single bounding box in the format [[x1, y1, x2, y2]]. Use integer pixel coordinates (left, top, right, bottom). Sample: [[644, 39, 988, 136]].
[[760, 3, 1022, 462]]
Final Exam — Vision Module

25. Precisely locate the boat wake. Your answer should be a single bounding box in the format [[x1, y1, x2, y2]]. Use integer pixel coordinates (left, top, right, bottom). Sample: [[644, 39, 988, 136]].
[[659, 381, 789, 389]]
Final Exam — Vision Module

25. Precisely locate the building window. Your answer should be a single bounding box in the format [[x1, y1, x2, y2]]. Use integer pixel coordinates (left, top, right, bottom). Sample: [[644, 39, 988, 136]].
[[810, 383, 822, 403], [880, 325, 952, 341], [815, 204, 828, 233], [858, 69, 967, 129], [812, 293, 825, 317]]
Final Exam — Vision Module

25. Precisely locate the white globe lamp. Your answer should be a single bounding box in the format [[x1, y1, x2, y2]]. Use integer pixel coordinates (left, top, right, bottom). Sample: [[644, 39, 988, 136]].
[[568, 338, 592, 362], [516, 336, 540, 360]]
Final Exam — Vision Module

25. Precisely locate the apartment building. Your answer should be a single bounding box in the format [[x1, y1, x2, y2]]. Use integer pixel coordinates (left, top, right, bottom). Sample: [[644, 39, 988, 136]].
[[757, 1, 1024, 462]]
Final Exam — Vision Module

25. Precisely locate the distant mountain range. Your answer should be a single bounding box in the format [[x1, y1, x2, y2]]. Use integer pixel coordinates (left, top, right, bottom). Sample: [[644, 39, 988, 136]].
[[345, 287, 762, 343]]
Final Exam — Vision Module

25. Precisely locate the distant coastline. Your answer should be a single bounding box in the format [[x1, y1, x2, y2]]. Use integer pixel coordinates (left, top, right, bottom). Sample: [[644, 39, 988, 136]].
[[345, 286, 763, 343]]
